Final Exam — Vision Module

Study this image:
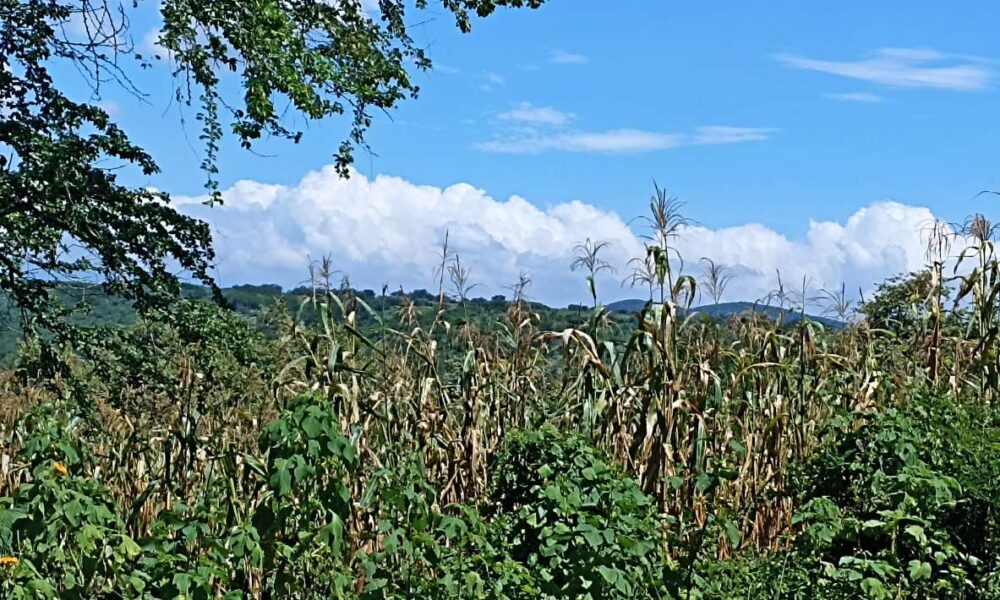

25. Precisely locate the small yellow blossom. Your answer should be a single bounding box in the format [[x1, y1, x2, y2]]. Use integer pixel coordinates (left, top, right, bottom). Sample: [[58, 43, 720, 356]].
[[53, 462, 68, 476], [0, 556, 18, 566]]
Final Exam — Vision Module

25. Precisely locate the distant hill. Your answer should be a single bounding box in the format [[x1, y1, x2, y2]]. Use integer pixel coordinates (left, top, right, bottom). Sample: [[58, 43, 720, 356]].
[[606, 299, 845, 329], [0, 286, 849, 364], [0, 283, 637, 363], [605, 298, 648, 313]]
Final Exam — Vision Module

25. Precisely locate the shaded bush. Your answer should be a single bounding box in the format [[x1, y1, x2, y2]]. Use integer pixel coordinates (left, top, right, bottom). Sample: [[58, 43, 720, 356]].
[[0, 411, 142, 599], [356, 458, 535, 599], [702, 396, 1000, 599], [489, 426, 668, 599]]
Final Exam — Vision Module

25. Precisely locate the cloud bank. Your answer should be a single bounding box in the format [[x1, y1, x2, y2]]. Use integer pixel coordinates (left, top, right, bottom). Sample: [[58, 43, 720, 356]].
[[177, 167, 941, 307]]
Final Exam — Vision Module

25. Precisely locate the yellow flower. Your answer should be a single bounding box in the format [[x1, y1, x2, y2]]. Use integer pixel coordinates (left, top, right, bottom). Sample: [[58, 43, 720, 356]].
[[0, 556, 17, 566], [53, 462, 68, 476]]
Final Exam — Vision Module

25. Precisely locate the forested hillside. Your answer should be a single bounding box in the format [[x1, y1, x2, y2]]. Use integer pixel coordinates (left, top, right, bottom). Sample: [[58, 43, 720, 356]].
[[0, 283, 636, 363], [1, 284, 848, 364]]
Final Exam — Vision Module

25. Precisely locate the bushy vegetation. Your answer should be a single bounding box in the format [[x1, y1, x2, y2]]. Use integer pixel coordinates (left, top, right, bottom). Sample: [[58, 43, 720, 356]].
[[703, 396, 1000, 599]]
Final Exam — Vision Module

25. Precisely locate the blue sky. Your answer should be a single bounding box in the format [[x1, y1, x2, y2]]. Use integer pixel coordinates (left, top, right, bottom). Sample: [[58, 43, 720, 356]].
[[66, 1, 1000, 305]]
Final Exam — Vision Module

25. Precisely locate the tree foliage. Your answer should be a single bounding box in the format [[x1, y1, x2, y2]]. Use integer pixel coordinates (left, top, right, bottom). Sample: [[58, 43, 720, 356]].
[[0, 0, 546, 330], [859, 272, 936, 334], [1, 0, 217, 329]]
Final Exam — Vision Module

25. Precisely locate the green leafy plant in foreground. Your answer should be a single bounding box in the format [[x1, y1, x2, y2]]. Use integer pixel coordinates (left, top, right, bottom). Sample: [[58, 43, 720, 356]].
[[700, 397, 1000, 600], [356, 457, 535, 599], [0, 410, 141, 599], [490, 427, 668, 599]]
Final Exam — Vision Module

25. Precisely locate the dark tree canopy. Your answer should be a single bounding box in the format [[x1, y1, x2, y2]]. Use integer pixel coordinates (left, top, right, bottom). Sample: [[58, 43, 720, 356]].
[[0, 0, 546, 330], [859, 270, 966, 337]]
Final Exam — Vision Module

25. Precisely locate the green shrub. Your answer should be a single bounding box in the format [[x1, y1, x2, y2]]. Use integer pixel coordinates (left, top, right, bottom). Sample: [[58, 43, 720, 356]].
[[356, 458, 535, 599], [136, 392, 358, 599], [354, 427, 671, 599], [0, 413, 142, 599], [254, 392, 358, 597], [703, 396, 1000, 600], [489, 426, 667, 599]]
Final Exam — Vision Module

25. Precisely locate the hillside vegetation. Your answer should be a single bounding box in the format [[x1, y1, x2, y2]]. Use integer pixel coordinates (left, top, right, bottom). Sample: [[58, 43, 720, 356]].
[[0, 284, 842, 364], [0, 283, 636, 364]]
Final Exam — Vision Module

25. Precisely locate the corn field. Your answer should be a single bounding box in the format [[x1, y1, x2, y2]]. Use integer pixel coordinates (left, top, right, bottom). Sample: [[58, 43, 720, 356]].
[[1, 202, 1000, 599]]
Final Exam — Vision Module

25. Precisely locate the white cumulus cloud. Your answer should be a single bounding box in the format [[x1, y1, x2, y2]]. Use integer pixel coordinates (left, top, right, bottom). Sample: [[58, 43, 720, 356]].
[[672, 202, 941, 304], [176, 167, 946, 308]]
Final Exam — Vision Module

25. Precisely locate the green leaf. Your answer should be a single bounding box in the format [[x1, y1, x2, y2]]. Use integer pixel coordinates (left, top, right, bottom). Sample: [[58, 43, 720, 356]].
[[597, 565, 619, 584], [581, 528, 602, 549], [860, 577, 886, 598], [903, 524, 927, 544], [119, 535, 142, 559], [908, 560, 932, 581], [174, 573, 191, 595], [302, 415, 323, 439]]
